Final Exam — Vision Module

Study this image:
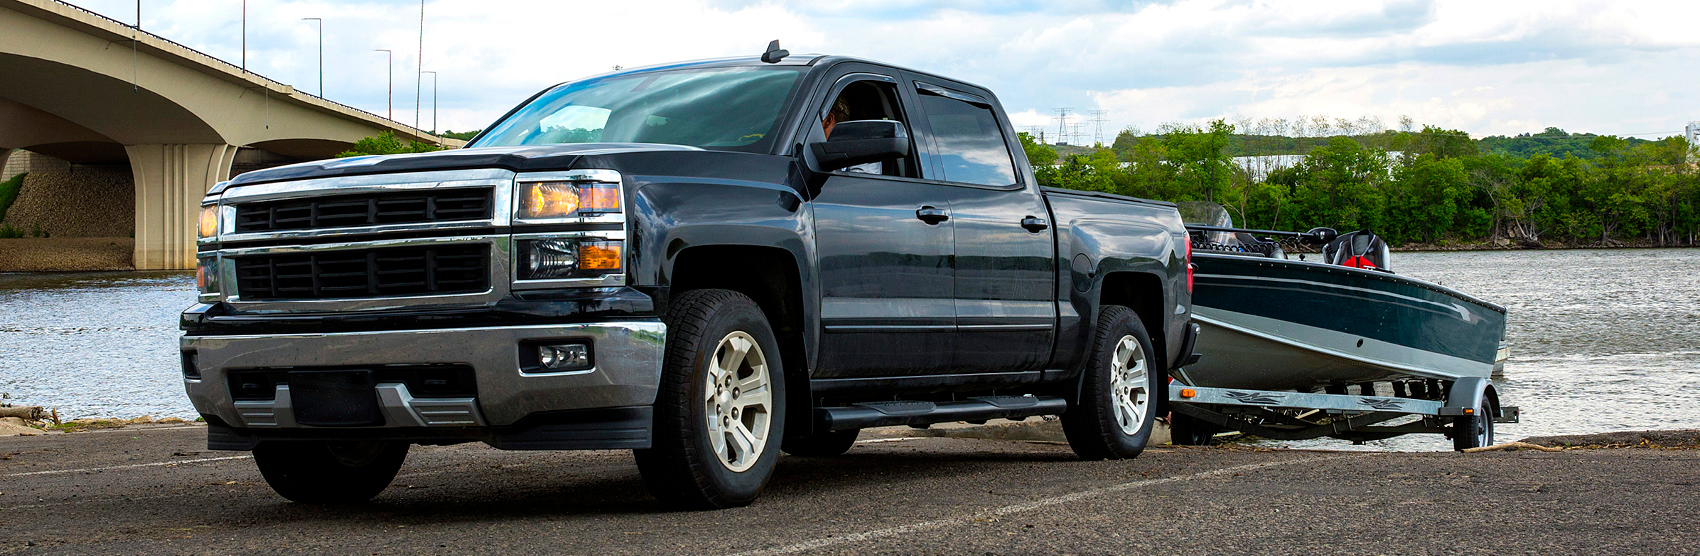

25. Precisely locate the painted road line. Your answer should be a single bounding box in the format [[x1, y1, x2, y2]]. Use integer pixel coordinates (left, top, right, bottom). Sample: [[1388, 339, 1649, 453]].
[[731, 455, 1349, 556], [855, 437, 926, 444], [4, 455, 253, 477]]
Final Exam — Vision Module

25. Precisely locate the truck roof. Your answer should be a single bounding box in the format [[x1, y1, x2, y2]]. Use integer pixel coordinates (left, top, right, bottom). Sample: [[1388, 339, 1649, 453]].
[[573, 54, 996, 99]]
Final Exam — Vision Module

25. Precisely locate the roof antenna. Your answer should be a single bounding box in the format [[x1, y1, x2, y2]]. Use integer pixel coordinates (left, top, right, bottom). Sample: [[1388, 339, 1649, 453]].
[[761, 40, 789, 63]]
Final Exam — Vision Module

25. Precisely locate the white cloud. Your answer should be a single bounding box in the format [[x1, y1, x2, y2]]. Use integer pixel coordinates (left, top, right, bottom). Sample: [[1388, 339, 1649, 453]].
[[60, 0, 1700, 139]]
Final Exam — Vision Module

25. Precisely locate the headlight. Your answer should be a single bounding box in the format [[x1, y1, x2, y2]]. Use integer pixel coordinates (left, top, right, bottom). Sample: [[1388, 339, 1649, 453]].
[[518, 182, 620, 220], [517, 238, 623, 280], [197, 205, 219, 239], [196, 256, 220, 297]]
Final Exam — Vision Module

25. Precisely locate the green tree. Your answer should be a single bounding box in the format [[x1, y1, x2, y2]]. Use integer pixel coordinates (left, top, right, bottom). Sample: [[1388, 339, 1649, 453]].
[[1017, 132, 1057, 167], [336, 132, 443, 157]]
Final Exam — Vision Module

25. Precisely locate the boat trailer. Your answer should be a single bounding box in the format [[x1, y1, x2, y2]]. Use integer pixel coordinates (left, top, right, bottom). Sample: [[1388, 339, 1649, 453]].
[[1168, 378, 1521, 446]]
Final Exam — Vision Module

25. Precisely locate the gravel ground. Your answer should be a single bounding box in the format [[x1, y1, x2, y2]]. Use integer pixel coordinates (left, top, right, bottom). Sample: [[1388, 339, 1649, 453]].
[[2, 170, 133, 238], [0, 238, 132, 271], [2, 425, 1696, 555]]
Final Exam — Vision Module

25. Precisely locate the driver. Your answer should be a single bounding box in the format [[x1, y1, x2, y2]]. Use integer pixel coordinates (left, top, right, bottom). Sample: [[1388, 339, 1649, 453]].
[[821, 93, 884, 174], [822, 97, 852, 139]]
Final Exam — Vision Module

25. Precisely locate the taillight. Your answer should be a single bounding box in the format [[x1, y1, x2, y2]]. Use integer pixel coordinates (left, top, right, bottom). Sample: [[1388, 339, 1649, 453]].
[[1185, 240, 1194, 293]]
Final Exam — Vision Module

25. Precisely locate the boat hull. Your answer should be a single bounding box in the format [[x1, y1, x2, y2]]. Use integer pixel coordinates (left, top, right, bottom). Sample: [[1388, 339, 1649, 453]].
[[1184, 253, 1506, 391]]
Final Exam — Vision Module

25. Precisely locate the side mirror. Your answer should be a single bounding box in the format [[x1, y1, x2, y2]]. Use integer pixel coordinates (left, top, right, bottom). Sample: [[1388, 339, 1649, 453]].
[[808, 120, 909, 172], [1301, 227, 1338, 246]]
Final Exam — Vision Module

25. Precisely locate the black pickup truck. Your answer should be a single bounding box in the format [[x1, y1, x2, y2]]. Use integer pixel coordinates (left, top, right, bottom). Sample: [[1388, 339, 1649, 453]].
[[181, 46, 1198, 509]]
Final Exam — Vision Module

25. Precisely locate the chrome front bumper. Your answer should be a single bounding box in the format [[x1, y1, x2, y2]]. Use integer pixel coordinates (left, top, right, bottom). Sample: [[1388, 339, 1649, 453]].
[[183, 321, 666, 428]]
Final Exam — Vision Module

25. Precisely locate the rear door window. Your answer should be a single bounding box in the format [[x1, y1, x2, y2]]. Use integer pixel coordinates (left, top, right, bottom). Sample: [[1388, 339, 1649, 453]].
[[914, 86, 1018, 187]]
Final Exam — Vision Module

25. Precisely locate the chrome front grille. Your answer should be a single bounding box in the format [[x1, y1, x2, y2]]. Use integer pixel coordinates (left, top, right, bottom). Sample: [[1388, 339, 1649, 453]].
[[232, 244, 491, 300], [233, 189, 493, 233]]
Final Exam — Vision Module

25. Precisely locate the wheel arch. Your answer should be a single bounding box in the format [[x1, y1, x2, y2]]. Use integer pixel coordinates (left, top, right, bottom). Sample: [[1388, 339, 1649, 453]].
[[666, 244, 815, 438]]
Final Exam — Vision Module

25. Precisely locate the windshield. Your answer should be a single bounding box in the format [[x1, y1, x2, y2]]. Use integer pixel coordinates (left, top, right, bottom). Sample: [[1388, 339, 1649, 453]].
[[471, 67, 803, 151]]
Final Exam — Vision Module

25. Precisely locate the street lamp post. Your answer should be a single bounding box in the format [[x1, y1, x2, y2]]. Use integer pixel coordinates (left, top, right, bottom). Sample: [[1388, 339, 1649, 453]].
[[302, 17, 322, 97], [420, 70, 437, 137], [375, 49, 393, 120], [415, 0, 424, 130]]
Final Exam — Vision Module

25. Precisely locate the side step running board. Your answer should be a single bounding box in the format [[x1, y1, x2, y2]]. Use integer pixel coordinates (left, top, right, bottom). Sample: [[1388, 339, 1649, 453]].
[[816, 395, 1068, 431]]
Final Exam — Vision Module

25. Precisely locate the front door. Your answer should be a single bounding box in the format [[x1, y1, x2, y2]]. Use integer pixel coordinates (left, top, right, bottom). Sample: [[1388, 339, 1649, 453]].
[[810, 70, 956, 378]]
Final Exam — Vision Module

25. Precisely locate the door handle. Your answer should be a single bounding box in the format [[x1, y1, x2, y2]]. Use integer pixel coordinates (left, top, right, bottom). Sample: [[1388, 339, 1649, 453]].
[[916, 206, 950, 225], [1021, 216, 1049, 232]]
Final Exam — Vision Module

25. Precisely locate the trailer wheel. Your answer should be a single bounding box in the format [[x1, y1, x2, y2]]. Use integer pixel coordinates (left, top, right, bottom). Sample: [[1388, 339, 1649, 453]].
[[1453, 398, 1494, 451], [1062, 305, 1157, 460], [252, 440, 408, 504], [1169, 412, 1219, 446], [635, 289, 785, 509], [781, 429, 859, 457]]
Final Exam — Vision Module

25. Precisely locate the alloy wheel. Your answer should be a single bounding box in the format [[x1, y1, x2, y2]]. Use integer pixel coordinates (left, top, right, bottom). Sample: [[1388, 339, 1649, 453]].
[[1109, 335, 1150, 436], [704, 331, 773, 472]]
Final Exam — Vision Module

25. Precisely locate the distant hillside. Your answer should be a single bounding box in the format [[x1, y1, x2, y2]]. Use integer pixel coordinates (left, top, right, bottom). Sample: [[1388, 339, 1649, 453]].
[[1086, 126, 1660, 159], [1477, 127, 1650, 160]]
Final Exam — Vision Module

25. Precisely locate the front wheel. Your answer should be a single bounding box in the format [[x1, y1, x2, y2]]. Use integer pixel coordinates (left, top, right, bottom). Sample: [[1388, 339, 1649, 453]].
[[634, 289, 785, 509], [252, 440, 408, 504], [1061, 305, 1158, 460]]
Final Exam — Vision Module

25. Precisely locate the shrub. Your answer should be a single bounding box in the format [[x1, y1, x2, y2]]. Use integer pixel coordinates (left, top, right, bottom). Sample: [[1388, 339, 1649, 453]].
[[0, 172, 25, 222]]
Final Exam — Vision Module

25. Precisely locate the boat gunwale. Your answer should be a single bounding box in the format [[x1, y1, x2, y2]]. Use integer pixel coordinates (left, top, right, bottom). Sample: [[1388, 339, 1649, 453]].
[[1191, 251, 1507, 314]]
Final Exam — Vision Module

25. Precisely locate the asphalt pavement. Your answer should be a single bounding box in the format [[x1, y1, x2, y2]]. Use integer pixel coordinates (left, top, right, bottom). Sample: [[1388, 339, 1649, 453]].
[[2, 424, 1697, 555]]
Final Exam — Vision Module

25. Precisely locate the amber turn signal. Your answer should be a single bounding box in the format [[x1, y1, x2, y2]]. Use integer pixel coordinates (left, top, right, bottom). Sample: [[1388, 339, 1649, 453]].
[[579, 241, 622, 271], [1179, 388, 1197, 399]]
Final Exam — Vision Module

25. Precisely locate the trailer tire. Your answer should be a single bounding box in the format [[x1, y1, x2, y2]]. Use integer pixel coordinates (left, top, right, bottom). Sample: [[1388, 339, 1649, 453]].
[[781, 429, 859, 457], [1169, 412, 1219, 446], [252, 440, 408, 504], [1453, 397, 1495, 451], [635, 289, 785, 509], [1062, 305, 1157, 460]]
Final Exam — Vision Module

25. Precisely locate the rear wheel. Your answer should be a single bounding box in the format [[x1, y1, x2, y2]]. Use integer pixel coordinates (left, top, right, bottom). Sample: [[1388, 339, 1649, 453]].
[[252, 440, 408, 504], [1061, 305, 1157, 460], [635, 289, 785, 509], [782, 429, 860, 457], [1453, 397, 1495, 451]]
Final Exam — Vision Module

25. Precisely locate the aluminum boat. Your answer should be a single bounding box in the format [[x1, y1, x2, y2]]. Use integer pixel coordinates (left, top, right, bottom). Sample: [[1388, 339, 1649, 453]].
[[1178, 203, 1508, 392]]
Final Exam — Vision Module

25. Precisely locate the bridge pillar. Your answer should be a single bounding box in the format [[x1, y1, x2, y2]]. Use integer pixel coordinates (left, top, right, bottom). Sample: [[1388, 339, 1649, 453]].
[[126, 144, 236, 270], [0, 148, 11, 180]]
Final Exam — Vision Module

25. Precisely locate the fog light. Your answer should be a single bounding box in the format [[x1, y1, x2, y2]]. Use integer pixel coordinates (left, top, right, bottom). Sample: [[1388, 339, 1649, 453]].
[[538, 344, 590, 370]]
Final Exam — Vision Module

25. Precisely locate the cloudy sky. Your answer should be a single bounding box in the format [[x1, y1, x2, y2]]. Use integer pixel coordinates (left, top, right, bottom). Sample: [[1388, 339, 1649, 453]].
[[65, 0, 1700, 141]]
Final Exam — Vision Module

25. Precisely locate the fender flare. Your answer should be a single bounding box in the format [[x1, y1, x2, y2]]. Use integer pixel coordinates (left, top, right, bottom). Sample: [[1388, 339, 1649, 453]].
[[1444, 377, 1499, 417]]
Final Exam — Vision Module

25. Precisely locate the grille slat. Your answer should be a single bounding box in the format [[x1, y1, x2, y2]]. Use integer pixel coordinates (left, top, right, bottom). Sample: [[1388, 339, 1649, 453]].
[[234, 245, 489, 300], [233, 189, 492, 233]]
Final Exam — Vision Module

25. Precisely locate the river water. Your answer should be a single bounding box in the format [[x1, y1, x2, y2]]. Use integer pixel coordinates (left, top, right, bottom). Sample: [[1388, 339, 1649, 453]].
[[1, 249, 1697, 450]]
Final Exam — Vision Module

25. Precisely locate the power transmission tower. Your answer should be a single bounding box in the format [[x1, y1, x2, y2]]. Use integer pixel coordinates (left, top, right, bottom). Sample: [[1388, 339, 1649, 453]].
[[1088, 110, 1109, 146], [1053, 108, 1072, 145], [1071, 123, 1086, 148]]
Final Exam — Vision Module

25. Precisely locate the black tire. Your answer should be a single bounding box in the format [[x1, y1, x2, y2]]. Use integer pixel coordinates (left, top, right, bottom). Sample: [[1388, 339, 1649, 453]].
[[1453, 396, 1495, 451], [252, 440, 408, 504], [782, 429, 859, 457], [1168, 412, 1219, 446], [1061, 305, 1159, 460], [634, 289, 786, 509]]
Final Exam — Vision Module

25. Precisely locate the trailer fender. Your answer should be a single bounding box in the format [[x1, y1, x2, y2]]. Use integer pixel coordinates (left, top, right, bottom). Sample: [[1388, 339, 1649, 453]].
[[1441, 377, 1498, 417]]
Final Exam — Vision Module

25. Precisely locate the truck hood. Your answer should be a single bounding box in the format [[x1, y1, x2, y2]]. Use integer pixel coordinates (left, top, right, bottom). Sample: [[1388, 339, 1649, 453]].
[[217, 143, 707, 193]]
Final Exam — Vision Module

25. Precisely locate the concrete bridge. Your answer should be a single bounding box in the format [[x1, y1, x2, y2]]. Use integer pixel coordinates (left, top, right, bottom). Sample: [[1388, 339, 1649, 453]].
[[0, 0, 454, 269]]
